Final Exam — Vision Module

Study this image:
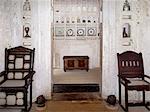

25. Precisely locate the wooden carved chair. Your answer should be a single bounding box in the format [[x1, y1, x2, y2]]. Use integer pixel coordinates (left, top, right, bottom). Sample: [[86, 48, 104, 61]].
[[0, 46, 35, 111], [117, 51, 150, 112]]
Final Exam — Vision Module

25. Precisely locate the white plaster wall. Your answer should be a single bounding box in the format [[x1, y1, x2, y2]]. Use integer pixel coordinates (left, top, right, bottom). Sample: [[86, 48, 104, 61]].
[[0, 0, 52, 100], [102, 0, 118, 98], [102, 0, 150, 101], [139, 0, 150, 75], [0, 0, 22, 71], [1, 0, 150, 101], [54, 39, 100, 69], [139, 0, 150, 101]]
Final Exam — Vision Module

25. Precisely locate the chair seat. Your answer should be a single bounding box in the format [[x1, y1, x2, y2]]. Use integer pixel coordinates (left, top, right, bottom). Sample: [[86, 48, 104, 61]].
[[0, 80, 25, 87], [127, 78, 150, 91], [127, 78, 149, 85]]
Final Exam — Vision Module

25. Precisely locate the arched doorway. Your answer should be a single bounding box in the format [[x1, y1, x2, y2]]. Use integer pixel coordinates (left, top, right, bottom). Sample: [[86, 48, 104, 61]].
[[51, 0, 103, 100]]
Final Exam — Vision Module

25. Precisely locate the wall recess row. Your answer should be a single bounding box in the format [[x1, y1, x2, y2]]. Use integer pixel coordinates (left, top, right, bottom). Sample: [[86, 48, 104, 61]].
[[22, 0, 32, 47], [53, 0, 101, 40]]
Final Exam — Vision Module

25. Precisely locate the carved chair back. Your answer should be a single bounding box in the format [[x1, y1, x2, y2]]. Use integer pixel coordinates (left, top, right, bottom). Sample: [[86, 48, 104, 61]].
[[5, 46, 35, 80], [117, 51, 144, 78]]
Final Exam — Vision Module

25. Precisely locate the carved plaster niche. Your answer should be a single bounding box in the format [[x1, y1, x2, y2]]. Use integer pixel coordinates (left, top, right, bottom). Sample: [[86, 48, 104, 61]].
[[143, 0, 150, 17], [23, 42, 32, 46], [23, 0, 31, 11], [23, 23, 31, 38], [55, 27, 65, 37], [23, 0, 31, 17], [123, 0, 131, 11], [122, 15, 131, 19], [122, 23, 131, 38]]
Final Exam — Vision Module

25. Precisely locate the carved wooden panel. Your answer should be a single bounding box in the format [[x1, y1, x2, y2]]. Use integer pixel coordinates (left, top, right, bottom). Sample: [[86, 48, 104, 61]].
[[63, 56, 89, 72]]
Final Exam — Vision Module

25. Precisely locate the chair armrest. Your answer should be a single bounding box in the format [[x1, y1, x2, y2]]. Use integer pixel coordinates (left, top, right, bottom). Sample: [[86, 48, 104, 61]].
[[144, 75, 150, 79], [118, 75, 131, 84], [23, 71, 35, 86], [23, 71, 35, 80], [0, 71, 6, 77], [0, 71, 6, 84]]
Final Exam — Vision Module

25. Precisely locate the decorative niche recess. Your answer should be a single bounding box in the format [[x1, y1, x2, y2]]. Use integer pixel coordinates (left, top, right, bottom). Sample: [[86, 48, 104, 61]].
[[122, 23, 131, 38], [123, 0, 130, 11], [122, 0, 131, 38], [22, 0, 32, 47], [53, 0, 101, 40], [121, 0, 133, 46], [122, 0, 131, 19], [118, 0, 141, 50]]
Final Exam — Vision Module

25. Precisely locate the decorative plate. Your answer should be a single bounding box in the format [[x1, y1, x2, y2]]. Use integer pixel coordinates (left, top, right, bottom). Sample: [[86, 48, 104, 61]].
[[77, 27, 86, 36], [66, 29, 74, 36], [87, 27, 96, 36]]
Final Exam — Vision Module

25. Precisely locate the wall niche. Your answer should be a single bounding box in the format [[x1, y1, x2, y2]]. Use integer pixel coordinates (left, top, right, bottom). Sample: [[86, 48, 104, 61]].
[[122, 23, 131, 38]]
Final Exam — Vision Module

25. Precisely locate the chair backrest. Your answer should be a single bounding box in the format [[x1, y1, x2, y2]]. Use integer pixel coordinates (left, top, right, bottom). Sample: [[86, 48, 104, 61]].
[[5, 46, 35, 79], [117, 51, 144, 78]]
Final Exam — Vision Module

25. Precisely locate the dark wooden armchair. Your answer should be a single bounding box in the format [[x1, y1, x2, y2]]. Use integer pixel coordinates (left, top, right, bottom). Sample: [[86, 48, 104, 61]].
[[0, 46, 35, 111], [117, 51, 150, 112]]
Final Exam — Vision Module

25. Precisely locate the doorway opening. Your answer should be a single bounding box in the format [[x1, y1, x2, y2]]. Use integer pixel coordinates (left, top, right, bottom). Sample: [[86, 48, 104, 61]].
[[51, 0, 103, 100]]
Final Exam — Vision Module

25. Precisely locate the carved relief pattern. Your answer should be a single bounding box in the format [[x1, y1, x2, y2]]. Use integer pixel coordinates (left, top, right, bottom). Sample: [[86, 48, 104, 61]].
[[22, 0, 32, 47], [23, 0, 31, 11]]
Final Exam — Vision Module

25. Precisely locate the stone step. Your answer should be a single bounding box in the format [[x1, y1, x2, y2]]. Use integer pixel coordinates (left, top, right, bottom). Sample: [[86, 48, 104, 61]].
[[53, 84, 100, 93]]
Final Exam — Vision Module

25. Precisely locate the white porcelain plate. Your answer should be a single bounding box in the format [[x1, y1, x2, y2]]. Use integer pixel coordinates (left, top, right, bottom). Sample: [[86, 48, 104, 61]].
[[67, 29, 74, 36], [77, 28, 86, 36], [87, 27, 96, 36]]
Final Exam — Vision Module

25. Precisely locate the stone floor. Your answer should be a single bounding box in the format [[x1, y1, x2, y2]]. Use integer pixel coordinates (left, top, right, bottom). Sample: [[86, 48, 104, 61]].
[[0, 92, 101, 112], [0, 92, 150, 112], [32, 92, 150, 112], [0, 101, 150, 112], [53, 68, 101, 84], [30, 100, 150, 112], [31, 100, 117, 112]]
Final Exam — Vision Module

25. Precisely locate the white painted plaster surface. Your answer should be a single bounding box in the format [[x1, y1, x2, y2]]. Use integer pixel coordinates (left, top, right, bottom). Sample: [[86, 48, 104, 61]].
[[0, 0, 150, 102], [0, 0, 22, 71], [102, 0, 118, 98], [53, 39, 101, 69], [0, 0, 52, 100]]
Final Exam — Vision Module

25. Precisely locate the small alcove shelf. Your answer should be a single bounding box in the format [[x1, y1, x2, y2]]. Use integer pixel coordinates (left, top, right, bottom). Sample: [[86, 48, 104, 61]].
[[121, 0, 133, 47]]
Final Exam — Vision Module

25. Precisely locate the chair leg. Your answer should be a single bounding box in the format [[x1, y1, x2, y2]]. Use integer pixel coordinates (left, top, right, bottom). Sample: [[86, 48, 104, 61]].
[[118, 81, 128, 112], [119, 80, 121, 104], [125, 87, 128, 112], [23, 90, 28, 111], [143, 90, 145, 105], [22, 86, 33, 112], [144, 91, 150, 110], [145, 102, 150, 110], [29, 83, 33, 111]]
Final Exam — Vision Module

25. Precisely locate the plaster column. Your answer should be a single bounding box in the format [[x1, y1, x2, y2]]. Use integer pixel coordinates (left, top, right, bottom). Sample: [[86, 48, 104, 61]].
[[32, 0, 52, 100], [102, 0, 118, 99]]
